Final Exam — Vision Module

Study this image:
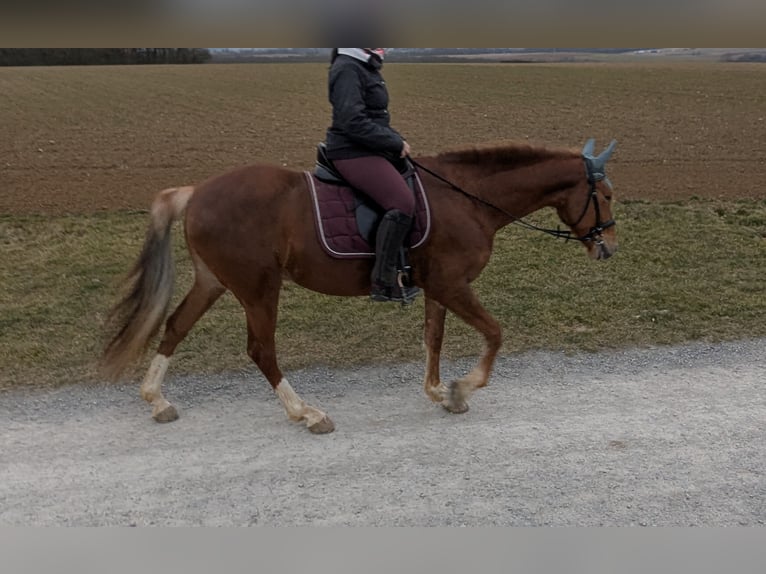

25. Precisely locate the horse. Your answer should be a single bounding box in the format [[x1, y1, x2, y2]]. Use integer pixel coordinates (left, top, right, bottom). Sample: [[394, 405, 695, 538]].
[[101, 138, 619, 434]]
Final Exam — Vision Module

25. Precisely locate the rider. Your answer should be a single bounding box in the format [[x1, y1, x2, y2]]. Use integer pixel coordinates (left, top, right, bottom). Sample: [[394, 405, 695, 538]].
[[325, 48, 419, 303]]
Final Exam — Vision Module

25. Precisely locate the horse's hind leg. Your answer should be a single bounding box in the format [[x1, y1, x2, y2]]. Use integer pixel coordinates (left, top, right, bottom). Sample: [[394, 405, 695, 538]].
[[141, 255, 226, 422], [242, 285, 334, 434], [423, 296, 449, 403]]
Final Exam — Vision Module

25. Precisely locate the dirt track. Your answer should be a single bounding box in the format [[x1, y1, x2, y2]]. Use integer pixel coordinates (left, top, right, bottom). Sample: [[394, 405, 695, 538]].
[[1, 339, 764, 526]]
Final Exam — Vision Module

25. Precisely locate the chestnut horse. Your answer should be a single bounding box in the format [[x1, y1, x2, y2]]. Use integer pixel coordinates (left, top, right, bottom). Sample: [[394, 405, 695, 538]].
[[101, 139, 618, 434]]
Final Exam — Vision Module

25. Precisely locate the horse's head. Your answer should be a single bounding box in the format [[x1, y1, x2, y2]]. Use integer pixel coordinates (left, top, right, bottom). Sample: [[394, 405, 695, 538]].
[[556, 139, 619, 261]]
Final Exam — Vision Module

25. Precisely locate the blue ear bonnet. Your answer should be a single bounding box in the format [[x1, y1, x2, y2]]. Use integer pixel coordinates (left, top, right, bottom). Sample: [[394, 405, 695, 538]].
[[582, 138, 617, 184]]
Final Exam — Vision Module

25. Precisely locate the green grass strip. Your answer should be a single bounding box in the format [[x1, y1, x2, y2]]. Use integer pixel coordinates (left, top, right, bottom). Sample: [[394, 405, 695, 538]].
[[2, 198, 765, 389]]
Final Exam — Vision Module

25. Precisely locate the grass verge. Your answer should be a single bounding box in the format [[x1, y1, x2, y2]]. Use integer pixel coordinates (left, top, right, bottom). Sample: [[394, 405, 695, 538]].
[[2, 198, 765, 390]]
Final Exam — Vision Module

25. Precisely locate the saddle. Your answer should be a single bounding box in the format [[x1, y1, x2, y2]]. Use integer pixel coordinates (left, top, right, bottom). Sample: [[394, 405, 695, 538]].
[[314, 143, 416, 243], [306, 143, 431, 260]]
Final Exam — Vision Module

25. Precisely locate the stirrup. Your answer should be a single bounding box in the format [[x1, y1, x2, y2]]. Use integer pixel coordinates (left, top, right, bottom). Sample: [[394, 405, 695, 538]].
[[396, 285, 421, 306], [369, 281, 420, 306], [396, 270, 420, 306]]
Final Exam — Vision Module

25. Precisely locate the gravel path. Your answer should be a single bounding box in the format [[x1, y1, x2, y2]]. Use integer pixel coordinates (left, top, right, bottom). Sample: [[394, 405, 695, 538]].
[[1, 339, 764, 526]]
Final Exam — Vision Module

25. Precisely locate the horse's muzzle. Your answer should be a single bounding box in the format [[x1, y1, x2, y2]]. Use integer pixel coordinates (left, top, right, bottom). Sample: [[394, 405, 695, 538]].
[[587, 236, 618, 260], [596, 240, 618, 260]]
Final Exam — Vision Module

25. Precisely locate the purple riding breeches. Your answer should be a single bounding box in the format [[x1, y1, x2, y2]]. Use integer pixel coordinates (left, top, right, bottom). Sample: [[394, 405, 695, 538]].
[[333, 155, 416, 216]]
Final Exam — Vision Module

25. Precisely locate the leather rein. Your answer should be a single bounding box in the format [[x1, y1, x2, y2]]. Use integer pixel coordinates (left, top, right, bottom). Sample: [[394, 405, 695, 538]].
[[409, 157, 615, 245]]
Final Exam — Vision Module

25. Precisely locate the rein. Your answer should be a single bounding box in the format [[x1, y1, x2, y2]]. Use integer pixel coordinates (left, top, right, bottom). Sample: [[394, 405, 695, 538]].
[[409, 157, 613, 244]]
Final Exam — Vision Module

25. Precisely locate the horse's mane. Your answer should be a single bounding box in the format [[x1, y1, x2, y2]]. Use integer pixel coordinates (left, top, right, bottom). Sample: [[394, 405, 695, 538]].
[[435, 141, 578, 168]]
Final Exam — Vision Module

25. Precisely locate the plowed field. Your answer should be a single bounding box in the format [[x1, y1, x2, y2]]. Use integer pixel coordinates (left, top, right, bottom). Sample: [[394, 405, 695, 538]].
[[2, 62, 765, 214]]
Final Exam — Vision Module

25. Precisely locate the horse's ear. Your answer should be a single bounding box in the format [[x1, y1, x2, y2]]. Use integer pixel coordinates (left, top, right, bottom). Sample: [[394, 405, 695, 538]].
[[582, 138, 596, 157], [597, 139, 617, 164]]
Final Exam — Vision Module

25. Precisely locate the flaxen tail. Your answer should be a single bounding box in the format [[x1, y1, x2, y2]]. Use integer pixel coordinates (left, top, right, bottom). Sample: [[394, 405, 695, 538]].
[[101, 186, 194, 380]]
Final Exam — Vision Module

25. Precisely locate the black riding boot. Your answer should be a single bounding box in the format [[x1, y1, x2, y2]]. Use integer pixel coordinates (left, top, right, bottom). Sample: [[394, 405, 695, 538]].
[[370, 210, 420, 304]]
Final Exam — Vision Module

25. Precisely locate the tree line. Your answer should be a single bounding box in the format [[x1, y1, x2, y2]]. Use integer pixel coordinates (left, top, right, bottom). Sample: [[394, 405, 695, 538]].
[[0, 49, 212, 66]]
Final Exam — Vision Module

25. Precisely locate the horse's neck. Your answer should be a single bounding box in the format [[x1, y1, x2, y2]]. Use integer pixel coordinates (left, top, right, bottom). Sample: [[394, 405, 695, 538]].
[[466, 156, 583, 227]]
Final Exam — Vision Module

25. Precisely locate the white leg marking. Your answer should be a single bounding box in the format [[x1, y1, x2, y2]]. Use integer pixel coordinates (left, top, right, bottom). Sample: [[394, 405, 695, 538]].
[[140, 354, 177, 421], [275, 378, 326, 427], [424, 349, 448, 402], [451, 364, 488, 405], [140, 354, 169, 403], [463, 366, 486, 389]]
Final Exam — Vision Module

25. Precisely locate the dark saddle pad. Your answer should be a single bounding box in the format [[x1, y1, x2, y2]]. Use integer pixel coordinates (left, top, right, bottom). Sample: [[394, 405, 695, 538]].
[[305, 157, 431, 260]]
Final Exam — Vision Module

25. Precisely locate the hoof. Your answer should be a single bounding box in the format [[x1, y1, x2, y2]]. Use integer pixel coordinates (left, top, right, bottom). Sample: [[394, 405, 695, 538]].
[[442, 400, 470, 414], [153, 404, 179, 423], [308, 416, 335, 434], [442, 382, 469, 414]]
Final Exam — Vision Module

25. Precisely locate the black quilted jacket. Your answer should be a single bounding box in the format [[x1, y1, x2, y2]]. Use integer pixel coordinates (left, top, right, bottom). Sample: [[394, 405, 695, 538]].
[[324, 54, 405, 160]]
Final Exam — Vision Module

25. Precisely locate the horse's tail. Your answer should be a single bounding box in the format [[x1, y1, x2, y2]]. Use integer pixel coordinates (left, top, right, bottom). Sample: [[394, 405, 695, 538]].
[[100, 186, 195, 380]]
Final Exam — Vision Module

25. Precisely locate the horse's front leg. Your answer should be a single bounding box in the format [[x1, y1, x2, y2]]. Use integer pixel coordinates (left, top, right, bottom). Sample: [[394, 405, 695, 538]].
[[439, 286, 502, 414], [423, 296, 449, 403]]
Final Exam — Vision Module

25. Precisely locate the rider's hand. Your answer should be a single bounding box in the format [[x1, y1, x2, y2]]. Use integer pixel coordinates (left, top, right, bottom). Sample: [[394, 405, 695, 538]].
[[400, 141, 411, 158]]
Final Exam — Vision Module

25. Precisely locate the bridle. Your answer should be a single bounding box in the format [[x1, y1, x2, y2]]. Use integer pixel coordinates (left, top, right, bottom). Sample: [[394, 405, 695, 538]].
[[409, 155, 615, 245], [563, 157, 616, 245]]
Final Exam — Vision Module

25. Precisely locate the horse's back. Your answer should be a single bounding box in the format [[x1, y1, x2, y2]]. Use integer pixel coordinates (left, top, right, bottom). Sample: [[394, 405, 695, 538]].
[[190, 163, 304, 212], [188, 163, 305, 223]]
